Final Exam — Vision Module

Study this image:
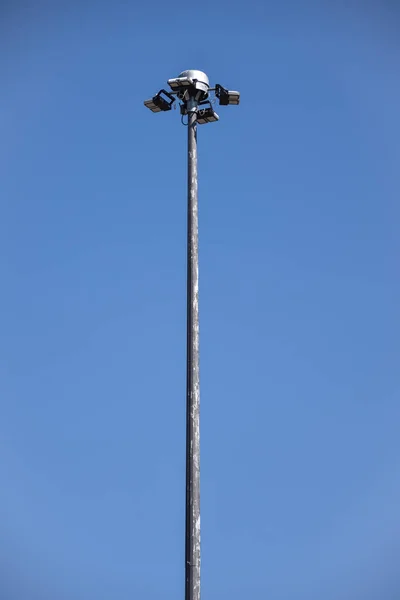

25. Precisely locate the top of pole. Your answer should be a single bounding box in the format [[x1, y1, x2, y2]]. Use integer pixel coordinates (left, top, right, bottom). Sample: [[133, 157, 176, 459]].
[[144, 70, 239, 118], [178, 70, 209, 88], [167, 70, 210, 102]]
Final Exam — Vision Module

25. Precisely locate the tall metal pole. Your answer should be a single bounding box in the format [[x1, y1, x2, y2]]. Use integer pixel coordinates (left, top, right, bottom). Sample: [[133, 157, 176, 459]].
[[185, 97, 200, 600], [143, 69, 239, 600]]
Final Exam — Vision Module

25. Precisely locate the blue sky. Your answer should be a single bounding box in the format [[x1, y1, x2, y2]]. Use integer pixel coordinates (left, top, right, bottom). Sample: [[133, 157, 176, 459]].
[[1, 2, 399, 599]]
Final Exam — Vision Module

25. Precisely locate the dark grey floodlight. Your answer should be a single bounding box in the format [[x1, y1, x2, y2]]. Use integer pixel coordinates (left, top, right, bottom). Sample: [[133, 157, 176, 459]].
[[197, 106, 219, 124], [215, 83, 240, 106], [143, 89, 175, 112]]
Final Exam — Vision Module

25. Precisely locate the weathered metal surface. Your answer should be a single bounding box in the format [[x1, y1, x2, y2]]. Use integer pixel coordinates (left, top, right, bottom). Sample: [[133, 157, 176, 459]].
[[185, 102, 201, 600]]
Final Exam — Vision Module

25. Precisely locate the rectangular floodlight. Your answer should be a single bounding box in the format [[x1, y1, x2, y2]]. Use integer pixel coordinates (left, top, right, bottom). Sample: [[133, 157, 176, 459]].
[[144, 98, 162, 112], [197, 107, 219, 125], [168, 76, 193, 91], [215, 84, 240, 106], [144, 89, 175, 112]]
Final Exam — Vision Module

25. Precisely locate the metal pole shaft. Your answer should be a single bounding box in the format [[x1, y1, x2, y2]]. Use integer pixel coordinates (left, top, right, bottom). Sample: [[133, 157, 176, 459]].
[[185, 104, 200, 600]]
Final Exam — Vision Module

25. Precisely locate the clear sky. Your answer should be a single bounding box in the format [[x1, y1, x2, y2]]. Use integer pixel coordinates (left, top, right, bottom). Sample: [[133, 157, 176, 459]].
[[1, 2, 399, 599]]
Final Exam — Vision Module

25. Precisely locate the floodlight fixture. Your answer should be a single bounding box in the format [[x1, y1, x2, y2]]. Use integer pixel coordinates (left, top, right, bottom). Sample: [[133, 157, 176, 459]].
[[143, 89, 175, 112], [215, 83, 240, 106], [196, 106, 219, 125], [168, 75, 193, 91]]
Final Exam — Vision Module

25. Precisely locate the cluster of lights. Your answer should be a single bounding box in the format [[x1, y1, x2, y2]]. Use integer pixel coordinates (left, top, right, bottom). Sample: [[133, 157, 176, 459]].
[[144, 70, 240, 124]]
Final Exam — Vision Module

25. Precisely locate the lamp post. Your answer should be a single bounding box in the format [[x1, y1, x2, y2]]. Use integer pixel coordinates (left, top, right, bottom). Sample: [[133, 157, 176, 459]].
[[144, 70, 240, 600]]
